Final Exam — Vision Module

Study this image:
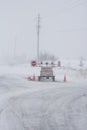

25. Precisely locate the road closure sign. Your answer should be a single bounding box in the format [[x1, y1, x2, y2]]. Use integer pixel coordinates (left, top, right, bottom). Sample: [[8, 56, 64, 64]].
[[40, 67, 53, 76]]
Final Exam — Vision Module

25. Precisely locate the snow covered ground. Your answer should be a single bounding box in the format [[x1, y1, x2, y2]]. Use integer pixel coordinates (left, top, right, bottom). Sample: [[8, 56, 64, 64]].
[[0, 59, 87, 130]]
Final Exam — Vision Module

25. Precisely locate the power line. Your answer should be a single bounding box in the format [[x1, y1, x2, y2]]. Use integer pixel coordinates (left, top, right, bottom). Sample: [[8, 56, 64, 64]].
[[43, 0, 87, 21], [37, 14, 41, 62], [57, 0, 87, 15], [57, 27, 87, 33], [67, 0, 87, 9]]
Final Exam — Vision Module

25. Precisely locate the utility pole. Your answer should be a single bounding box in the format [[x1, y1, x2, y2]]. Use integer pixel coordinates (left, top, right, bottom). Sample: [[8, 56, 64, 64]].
[[14, 36, 16, 58], [37, 14, 40, 62]]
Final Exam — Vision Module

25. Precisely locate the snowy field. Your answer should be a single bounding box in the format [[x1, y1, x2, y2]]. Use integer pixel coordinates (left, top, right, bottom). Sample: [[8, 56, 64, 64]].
[[0, 59, 87, 130]]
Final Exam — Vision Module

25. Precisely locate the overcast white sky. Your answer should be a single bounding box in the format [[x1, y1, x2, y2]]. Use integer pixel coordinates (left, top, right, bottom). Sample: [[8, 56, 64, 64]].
[[0, 0, 87, 61]]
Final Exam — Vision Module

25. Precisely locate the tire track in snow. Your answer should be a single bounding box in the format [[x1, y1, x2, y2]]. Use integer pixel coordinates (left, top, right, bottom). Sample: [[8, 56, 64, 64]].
[[9, 87, 85, 130], [65, 94, 87, 130]]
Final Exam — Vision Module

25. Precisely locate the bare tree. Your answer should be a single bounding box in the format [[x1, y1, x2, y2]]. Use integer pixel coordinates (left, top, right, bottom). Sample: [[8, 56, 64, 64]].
[[39, 52, 57, 61]]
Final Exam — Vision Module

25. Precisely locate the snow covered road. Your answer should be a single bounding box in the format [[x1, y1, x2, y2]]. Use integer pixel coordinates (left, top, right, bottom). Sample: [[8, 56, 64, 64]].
[[0, 74, 87, 130]]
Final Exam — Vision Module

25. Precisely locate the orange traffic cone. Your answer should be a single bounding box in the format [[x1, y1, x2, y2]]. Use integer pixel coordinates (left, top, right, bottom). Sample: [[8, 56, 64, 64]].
[[64, 74, 67, 82], [27, 77, 31, 80], [32, 75, 35, 81]]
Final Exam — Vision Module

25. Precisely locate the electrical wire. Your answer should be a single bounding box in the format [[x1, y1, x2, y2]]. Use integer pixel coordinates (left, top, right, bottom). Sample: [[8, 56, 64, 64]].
[[40, 0, 87, 33], [67, 0, 87, 9], [57, 27, 87, 33], [57, 0, 87, 15]]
